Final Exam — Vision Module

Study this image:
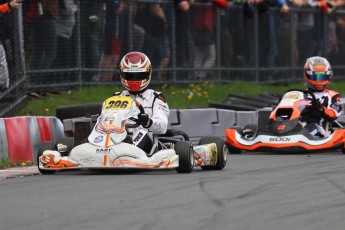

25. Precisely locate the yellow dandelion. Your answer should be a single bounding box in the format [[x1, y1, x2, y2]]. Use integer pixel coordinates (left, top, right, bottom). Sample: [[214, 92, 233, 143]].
[[21, 162, 26, 167], [44, 108, 49, 112]]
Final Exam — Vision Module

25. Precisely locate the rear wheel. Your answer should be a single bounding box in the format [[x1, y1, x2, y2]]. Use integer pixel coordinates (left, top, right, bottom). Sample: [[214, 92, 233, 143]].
[[37, 141, 56, 174], [198, 136, 227, 170], [175, 141, 194, 173], [226, 142, 242, 154], [226, 127, 243, 154]]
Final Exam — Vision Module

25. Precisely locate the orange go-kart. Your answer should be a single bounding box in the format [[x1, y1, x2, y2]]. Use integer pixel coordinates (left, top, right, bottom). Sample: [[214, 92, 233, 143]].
[[225, 89, 345, 154]]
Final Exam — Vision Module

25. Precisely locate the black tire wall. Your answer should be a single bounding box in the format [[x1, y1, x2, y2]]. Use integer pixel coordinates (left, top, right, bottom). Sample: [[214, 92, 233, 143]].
[[56, 103, 102, 121]]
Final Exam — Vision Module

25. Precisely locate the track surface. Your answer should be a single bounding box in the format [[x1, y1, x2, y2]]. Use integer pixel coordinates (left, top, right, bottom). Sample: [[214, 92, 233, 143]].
[[1, 151, 345, 230]]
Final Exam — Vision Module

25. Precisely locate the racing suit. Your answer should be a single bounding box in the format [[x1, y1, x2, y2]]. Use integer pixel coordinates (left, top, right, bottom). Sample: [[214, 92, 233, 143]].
[[303, 89, 343, 136], [114, 89, 170, 153]]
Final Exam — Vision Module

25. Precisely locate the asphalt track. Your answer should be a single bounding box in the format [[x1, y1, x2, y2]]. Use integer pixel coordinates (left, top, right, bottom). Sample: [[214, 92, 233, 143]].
[[1, 151, 345, 230]]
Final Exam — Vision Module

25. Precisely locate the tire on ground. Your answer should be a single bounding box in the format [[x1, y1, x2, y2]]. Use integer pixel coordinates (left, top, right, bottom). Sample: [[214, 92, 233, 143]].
[[37, 141, 56, 174], [175, 141, 194, 173], [198, 136, 227, 170]]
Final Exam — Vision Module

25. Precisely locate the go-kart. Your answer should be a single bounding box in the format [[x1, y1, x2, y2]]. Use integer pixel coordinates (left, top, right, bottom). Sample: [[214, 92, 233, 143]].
[[225, 89, 345, 153], [37, 95, 227, 174]]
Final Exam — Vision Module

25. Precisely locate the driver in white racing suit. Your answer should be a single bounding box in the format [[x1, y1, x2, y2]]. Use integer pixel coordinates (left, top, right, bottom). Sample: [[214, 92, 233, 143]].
[[115, 51, 170, 153], [302, 56, 342, 137]]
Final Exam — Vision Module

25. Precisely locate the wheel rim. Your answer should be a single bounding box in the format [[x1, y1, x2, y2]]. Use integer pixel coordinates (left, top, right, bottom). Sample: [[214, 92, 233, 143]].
[[189, 147, 194, 167], [222, 144, 228, 162]]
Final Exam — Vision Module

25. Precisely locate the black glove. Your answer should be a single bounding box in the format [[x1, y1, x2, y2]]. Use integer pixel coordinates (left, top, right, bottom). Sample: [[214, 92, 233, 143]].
[[137, 113, 153, 128], [310, 99, 325, 118]]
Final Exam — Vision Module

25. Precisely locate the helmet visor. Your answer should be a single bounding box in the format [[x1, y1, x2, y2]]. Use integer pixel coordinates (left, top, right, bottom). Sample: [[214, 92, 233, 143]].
[[307, 73, 330, 81], [121, 72, 149, 81]]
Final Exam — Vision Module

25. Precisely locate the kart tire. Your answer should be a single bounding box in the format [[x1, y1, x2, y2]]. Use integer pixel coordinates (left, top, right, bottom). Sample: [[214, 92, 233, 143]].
[[198, 136, 227, 170], [225, 127, 243, 154], [225, 142, 242, 154], [341, 145, 345, 154], [56, 103, 102, 121], [37, 141, 56, 175], [175, 141, 194, 173]]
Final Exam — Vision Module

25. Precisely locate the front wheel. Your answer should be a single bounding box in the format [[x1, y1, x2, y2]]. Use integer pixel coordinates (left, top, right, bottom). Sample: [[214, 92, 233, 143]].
[[175, 141, 194, 173], [37, 141, 56, 175], [198, 136, 228, 170]]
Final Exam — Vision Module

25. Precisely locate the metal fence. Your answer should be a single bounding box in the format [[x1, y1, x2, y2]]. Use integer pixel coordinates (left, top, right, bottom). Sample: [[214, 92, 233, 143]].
[[2, 0, 345, 116], [0, 7, 26, 117]]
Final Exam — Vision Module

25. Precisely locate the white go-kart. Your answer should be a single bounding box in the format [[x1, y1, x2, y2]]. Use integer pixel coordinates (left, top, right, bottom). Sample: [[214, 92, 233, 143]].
[[38, 95, 227, 174]]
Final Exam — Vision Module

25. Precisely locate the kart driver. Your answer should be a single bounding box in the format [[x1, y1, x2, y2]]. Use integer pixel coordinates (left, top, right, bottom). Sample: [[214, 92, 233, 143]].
[[114, 51, 170, 153], [301, 56, 342, 137]]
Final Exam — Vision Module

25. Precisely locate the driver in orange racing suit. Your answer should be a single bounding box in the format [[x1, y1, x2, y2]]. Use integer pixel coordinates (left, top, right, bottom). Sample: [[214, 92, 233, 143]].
[[114, 51, 170, 154], [302, 56, 342, 137]]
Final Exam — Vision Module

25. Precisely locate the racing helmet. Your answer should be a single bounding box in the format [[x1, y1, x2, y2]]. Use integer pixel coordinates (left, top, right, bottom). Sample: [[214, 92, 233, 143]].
[[304, 56, 333, 91], [119, 51, 152, 93]]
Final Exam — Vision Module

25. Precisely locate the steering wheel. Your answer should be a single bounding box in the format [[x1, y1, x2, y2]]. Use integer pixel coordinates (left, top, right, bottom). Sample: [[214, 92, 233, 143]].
[[127, 100, 146, 128], [285, 89, 316, 102]]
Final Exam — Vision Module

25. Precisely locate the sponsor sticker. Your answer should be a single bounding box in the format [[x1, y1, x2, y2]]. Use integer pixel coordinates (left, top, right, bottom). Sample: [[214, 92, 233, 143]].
[[94, 135, 104, 143], [283, 92, 302, 100], [96, 149, 111, 154]]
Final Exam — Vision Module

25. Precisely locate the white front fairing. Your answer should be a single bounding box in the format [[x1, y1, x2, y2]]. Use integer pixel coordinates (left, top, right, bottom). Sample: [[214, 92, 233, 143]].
[[279, 91, 305, 107], [88, 96, 140, 147], [234, 130, 335, 147], [69, 142, 178, 168]]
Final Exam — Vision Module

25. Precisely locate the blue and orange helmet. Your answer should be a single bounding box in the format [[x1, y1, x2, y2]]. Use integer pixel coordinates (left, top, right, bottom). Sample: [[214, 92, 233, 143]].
[[304, 56, 333, 91]]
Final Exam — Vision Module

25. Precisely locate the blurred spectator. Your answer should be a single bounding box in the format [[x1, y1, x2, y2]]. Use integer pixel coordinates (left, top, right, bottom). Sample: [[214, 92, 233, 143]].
[[100, 1, 146, 82], [29, 0, 59, 72], [52, 0, 77, 70], [192, 1, 216, 80], [0, 0, 22, 90], [268, 0, 289, 68], [175, 0, 194, 71], [276, 1, 298, 68], [135, 3, 167, 69], [100, 0, 125, 81], [80, 0, 103, 81], [293, 0, 317, 65], [243, 0, 274, 67], [327, 12, 345, 65]]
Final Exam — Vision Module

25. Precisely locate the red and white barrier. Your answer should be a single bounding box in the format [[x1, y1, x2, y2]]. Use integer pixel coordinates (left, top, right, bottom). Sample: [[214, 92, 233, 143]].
[[0, 116, 64, 164]]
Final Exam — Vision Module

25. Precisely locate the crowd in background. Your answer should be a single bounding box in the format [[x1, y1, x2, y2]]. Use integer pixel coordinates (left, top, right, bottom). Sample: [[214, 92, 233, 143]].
[[20, 0, 345, 83]]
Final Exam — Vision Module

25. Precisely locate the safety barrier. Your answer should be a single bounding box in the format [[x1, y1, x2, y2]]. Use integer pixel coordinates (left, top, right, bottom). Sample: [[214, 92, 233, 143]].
[[0, 116, 64, 164], [62, 108, 257, 145], [168, 108, 257, 144], [3, 98, 345, 164]]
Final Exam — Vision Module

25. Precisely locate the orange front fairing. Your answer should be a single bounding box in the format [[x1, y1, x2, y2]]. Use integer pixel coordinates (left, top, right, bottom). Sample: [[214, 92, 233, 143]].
[[268, 91, 310, 134], [225, 128, 345, 152], [269, 101, 308, 121]]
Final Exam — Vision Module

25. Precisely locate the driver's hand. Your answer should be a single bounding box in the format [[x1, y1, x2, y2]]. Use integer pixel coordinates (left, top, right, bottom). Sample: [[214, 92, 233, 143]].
[[137, 113, 153, 128], [310, 99, 325, 118], [311, 99, 324, 110]]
